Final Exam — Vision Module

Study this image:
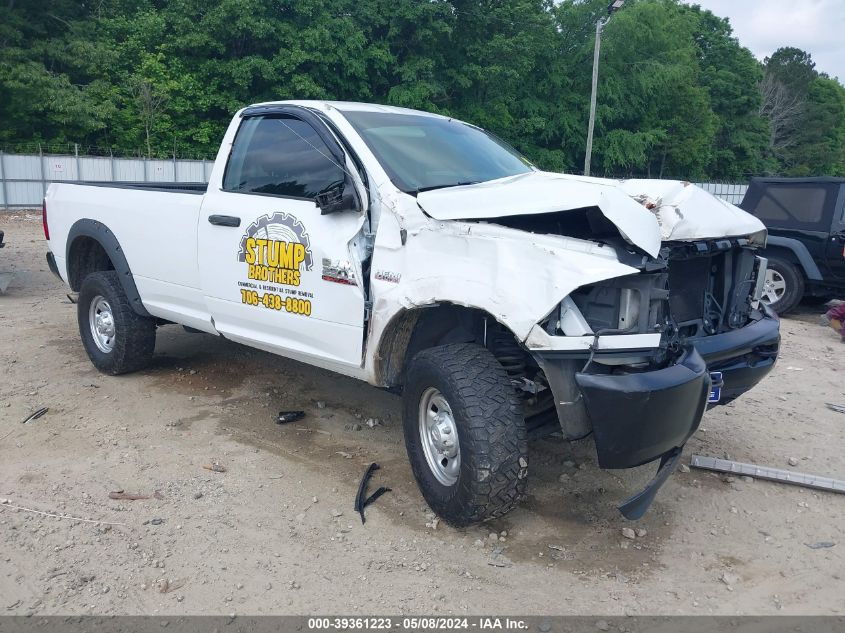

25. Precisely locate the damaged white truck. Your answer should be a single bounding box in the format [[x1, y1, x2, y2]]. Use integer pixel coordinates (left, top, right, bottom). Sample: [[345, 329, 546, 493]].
[[44, 101, 780, 525]]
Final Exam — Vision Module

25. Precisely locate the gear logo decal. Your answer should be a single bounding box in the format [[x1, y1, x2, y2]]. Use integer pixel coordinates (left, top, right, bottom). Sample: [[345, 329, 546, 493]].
[[238, 212, 313, 283], [236, 212, 314, 317]]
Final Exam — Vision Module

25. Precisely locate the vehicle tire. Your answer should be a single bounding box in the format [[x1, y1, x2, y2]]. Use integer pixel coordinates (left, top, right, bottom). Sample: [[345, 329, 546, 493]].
[[762, 256, 804, 315], [402, 343, 528, 527], [78, 271, 156, 375]]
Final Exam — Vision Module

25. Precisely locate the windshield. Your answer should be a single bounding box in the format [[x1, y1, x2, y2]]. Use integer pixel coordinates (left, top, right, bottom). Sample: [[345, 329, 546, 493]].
[[340, 110, 533, 193]]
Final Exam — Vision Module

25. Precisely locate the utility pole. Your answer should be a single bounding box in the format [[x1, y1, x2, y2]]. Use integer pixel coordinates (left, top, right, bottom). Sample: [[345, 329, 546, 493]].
[[584, 0, 626, 177]]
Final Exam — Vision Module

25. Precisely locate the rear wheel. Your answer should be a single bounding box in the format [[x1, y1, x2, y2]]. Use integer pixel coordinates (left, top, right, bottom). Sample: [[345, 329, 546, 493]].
[[762, 256, 804, 315], [402, 343, 528, 526], [78, 271, 156, 374]]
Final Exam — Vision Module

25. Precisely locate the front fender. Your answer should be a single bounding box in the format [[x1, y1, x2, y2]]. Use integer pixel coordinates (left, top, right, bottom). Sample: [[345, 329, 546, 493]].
[[369, 218, 640, 344]]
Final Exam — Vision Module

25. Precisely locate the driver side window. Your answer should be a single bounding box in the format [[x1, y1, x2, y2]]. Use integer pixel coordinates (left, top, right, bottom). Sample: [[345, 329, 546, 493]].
[[223, 115, 344, 200]]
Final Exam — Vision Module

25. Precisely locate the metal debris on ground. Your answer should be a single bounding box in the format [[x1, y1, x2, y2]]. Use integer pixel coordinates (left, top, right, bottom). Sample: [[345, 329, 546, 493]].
[[21, 407, 48, 424], [202, 460, 226, 473], [804, 541, 836, 550], [354, 463, 391, 525], [0, 498, 126, 526], [825, 403, 845, 414], [277, 410, 305, 424], [108, 490, 164, 501], [294, 426, 331, 435], [690, 454, 845, 494]]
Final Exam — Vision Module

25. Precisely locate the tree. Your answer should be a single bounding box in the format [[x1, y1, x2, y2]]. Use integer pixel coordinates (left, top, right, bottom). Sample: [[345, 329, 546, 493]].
[[760, 46, 845, 175], [0, 0, 842, 179], [592, 0, 717, 178], [759, 71, 803, 155], [685, 4, 771, 178]]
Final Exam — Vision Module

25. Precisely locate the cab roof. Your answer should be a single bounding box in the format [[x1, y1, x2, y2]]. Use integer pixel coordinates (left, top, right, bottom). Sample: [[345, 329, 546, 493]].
[[246, 99, 447, 119]]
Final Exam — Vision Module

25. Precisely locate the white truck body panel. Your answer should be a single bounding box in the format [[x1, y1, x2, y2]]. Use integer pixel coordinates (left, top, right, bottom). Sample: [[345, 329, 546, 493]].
[[44, 183, 214, 332], [45, 99, 768, 387]]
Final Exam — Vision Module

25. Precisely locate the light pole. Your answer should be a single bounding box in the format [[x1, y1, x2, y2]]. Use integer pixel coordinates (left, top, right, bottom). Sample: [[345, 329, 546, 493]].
[[584, 0, 625, 177]]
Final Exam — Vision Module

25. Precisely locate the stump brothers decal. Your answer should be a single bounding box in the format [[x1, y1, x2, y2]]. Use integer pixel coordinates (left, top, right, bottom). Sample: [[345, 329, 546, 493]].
[[236, 212, 314, 316]]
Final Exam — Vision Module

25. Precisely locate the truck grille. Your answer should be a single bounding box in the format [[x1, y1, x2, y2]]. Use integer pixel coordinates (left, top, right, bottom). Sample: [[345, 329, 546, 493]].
[[666, 240, 760, 336], [668, 258, 710, 323]]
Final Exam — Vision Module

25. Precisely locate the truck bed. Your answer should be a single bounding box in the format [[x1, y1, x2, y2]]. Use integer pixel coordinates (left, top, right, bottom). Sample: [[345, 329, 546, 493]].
[[76, 181, 207, 194]]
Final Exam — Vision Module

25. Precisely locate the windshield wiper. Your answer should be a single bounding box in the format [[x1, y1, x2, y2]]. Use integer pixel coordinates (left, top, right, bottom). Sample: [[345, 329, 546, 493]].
[[411, 181, 480, 195]]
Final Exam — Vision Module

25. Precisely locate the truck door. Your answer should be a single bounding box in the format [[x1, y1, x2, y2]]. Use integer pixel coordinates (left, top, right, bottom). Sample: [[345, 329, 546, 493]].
[[198, 110, 367, 367]]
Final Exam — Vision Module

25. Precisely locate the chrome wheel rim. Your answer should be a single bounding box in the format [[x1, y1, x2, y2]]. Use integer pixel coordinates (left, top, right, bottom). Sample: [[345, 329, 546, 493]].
[[89, 295, 116, 353], [762, 269, 786, 305], [418, 387, 460, 486]]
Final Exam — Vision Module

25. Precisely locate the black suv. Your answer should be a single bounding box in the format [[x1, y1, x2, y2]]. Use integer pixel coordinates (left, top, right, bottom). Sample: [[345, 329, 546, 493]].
[[740, 177, 845, 314]]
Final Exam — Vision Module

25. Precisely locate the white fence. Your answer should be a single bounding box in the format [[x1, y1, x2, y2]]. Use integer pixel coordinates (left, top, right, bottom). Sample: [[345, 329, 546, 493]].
[[0, 149, 748, 209], [0, 150, 214, 209]]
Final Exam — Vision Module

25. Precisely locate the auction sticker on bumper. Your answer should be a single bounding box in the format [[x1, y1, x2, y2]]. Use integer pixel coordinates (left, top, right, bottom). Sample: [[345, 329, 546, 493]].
[[708, 371, 723, 403]]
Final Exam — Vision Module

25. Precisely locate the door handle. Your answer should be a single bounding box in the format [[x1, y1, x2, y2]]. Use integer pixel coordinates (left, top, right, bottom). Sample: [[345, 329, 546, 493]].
[[208, 215, 241, 227]]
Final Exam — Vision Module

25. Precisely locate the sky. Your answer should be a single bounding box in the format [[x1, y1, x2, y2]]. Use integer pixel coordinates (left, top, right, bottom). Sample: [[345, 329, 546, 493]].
[[683, 0, 845, 82]]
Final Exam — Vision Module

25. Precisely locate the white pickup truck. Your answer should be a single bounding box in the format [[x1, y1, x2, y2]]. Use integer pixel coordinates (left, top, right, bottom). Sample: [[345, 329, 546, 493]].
[[44, 101, 780, 525]]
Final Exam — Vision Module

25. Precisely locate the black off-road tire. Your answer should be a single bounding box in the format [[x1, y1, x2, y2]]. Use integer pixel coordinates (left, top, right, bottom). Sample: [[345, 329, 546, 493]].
[[402, 343, 528, 527], [78, 271, 156, 375], [765, 256, 804, 315]]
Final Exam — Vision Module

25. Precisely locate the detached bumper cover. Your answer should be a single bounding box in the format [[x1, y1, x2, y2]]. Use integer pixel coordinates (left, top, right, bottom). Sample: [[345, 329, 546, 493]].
[[574, 346, 710, 470]]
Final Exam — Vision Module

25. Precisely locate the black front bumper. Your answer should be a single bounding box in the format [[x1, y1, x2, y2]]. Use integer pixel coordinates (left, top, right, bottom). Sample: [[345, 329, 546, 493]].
[[574, 345, 711, 470], [692, 303, 780, 404], [536, 304, 780, 518]]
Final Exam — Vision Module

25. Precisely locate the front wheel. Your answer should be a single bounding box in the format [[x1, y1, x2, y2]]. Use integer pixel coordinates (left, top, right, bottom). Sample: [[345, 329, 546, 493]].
[[761, 256, 804, 315], [78, 271, 156, 375], [402, 343, 528, 526]]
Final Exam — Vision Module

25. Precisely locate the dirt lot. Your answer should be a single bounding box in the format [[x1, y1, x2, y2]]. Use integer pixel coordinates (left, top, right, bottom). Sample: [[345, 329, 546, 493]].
[[1, 212, 844, 616]]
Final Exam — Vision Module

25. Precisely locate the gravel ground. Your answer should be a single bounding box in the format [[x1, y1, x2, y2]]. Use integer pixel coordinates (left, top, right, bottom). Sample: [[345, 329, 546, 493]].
[[1, 212, 844, 615]]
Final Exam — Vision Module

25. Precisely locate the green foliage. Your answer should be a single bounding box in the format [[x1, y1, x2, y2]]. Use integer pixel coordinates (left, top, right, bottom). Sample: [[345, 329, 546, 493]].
[[761, 47, 845, 176], [0, 0, 842, 178]]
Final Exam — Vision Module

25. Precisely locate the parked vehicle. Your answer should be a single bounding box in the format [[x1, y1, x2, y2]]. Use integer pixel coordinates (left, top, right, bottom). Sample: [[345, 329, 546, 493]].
[[43, 101, 780, 525], [740, 177, 845, 314]]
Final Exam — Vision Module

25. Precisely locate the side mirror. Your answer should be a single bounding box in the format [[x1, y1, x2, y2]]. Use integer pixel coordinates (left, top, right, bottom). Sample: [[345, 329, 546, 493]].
[[316, 179, 361, 215]]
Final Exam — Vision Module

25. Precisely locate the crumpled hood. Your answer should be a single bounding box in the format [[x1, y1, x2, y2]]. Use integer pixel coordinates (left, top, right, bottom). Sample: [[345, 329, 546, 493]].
[[416, 171, 764, 259]]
